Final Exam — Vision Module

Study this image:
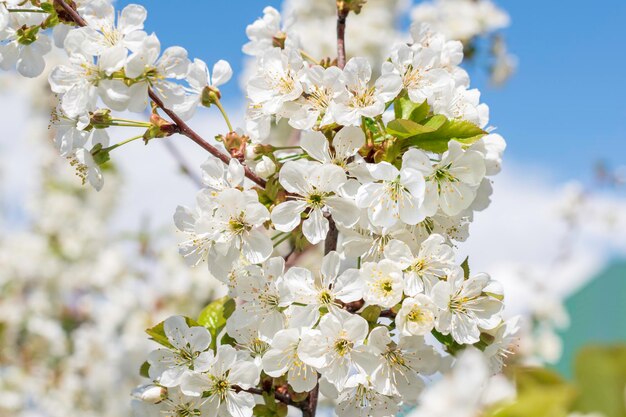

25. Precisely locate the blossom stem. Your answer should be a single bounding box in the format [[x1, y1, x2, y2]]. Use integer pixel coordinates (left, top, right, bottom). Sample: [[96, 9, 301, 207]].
[[112, 118, 153, 127], [108, 122, 152, 128], [271, 232, 287, 241], [300, 50, 320, 65], [273, 233, 291, 248], [101, 135, 143, 153], [7, 8, 46, 13], [54, 0, 268, 189], [214, 98, 234, 132]]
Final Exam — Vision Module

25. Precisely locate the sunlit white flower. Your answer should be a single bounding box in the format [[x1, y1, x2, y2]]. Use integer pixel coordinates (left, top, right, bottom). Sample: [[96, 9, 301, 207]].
[[262, 328, 318, 393], [200, 157, 244, 191], [483, 316, 521, 374], [209, 188, 273, 267], [356, 153, 427, 227], [147, 316, 213, 387], [0, 9, 50, 77], [243, 6, 298, 56], [132, 387, 215, 417], [335, 373, 399, 417], [383, 43, 452, 105], [247, 47, 304, 114], [384, 233, 455, 295], [367, 326, 440, 402], [432, 267, 503, 344], [230, 257, 287, 338], [288, 64, 343, 129], [396, 295, 439, 337], [329, 57, 402, 126], [271, 160, 358, 244], [300, 126, 365, 170], [181, 345, 259, 417], [110, 34, 189, 112], [361, 259, 404, 309], [408, 142, 486, 216], [64, 3, 147, 61], [278, 251, 362, 326], [299, 310, 374, 390], [174, 58, 233, 120], [433, 86, 489, 128]]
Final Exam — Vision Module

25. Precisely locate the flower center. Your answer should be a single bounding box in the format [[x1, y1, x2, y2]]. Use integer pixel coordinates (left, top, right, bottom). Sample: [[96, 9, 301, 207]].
[[407, 306, 432, 324], [379, 278, 394, 294], [228, 213, 252, 235], [403, 65, 425, 89], [209, 376, 232, 400], [318, 289, 333, 305], [334, 338, 354, 356], [350, 85, 377, 108], [173, 403, 202, 417], [306, 191, 328, 208]]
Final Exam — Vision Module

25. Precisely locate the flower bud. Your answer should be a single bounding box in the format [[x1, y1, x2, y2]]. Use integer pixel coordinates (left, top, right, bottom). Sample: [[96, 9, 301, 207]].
[[131, 385, 167, 404], [255, 156, 276, 178], [143, 113, 178, 143]]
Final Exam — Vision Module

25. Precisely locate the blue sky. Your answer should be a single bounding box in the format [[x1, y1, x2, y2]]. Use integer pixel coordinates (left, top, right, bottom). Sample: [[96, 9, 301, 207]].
[[118, 0, 626, 183]]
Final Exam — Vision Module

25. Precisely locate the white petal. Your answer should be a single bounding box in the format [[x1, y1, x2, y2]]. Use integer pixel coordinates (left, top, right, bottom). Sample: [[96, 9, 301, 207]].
[[242, 229, 272, 264], [271, 200, 307, 232], [300, 130, 331, 163], [302, 208, 329, 244], [211, 59, 233, 87], [333, 126, 365, 160]]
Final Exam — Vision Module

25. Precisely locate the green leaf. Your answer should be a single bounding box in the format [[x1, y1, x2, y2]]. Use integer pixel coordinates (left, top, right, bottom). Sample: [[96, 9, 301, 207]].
[[145, 316, 199, 349], [431, 329, 465, 355], [460, 256, 470, 279], [139, 361, 151, 378], [423, 114, 447, 130], [486, 367, 575, 417], [403, 118, 487, 153], [572, 345, 626, 417], [393, 96, 430, 122], [387, 119, 436, 139], [41, 3, 56, 13], [197, 296, 236, 349], [360, 305, 381, 325]]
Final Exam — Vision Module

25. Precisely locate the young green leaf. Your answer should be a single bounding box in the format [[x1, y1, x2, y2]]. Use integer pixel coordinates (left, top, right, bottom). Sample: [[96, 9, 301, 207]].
[[197, 296, 236, 349], [393, 96, 430, 122], [145, 316, 200, 349], [387, 119, 437, 139], [403, 118, 487, 153]]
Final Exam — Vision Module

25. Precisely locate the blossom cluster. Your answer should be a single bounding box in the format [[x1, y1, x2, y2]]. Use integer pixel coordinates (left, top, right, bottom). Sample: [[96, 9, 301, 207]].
[[0, 0, 518, 416]]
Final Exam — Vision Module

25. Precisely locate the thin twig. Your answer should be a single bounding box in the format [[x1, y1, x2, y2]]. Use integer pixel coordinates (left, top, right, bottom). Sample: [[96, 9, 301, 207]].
[[54, 0, 267, 188]]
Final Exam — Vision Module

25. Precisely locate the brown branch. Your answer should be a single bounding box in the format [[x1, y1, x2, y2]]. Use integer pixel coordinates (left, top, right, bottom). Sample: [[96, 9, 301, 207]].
[[336, 7, 349, 69], [324, 217, 339, 254], [301, 384, 319, 417], [234, 386, 296, 408], [54, 0, 267, 189]]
